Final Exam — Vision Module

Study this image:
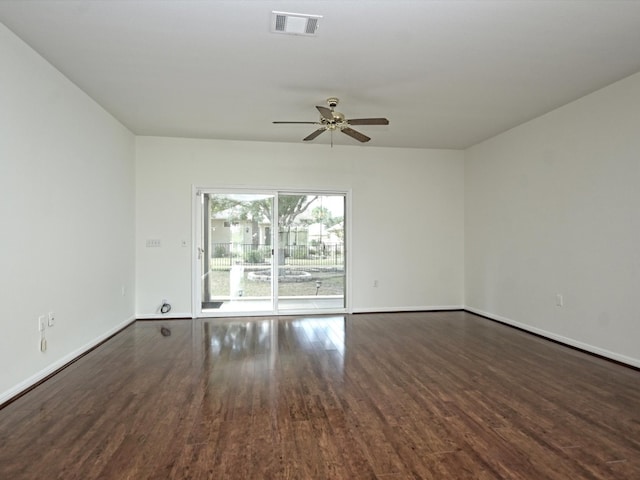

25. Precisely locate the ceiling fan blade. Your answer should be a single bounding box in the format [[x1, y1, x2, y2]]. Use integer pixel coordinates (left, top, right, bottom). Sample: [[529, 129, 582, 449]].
[[346, 118, 389, 125], [303, 128, 326, 141], [316, 106, 334, 121], [342, 127, 371, 143], [273, 121, 319, 124]]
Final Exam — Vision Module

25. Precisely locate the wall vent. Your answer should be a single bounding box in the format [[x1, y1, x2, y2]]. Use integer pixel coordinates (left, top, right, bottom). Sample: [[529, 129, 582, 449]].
[[271, 11, 322, 36]]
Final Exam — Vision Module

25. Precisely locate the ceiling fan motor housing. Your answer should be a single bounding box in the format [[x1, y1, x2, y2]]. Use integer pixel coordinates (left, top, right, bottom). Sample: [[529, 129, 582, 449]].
[[332, 112, 345, 122]]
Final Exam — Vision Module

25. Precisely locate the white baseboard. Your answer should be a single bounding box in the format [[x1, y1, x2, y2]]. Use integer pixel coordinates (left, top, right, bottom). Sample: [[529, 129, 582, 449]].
[[140, 308, 464, 318], [135, 312, 193, 320], [0, 315, 136, 406], [352, 305, 464, 314], [465, 306, 640, 369]]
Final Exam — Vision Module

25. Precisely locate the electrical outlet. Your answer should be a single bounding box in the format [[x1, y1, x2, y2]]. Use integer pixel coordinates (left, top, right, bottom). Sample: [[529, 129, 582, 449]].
[[48, 312, 55, 327], [373, 279, 379, 288], [556, 294, 564, 307], [38, 315, 46, 332]]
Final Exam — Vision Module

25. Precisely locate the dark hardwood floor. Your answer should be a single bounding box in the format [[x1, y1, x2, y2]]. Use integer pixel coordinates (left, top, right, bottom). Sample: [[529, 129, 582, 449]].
[[1, 311, 639, 479]]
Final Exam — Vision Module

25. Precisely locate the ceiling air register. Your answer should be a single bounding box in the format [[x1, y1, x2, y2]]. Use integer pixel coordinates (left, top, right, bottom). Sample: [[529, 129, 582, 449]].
[[271, 11, 322, 36]]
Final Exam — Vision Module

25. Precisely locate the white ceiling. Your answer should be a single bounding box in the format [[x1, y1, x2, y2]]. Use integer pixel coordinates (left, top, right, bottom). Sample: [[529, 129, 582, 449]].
[[2, 0, 640, 149]]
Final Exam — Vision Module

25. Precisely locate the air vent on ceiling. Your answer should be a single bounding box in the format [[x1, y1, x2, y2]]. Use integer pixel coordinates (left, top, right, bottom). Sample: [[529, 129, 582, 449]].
[[271, 11, 322, 36]]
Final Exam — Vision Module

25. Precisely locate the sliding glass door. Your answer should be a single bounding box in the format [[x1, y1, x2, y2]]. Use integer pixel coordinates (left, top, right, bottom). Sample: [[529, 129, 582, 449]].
[[277, 193, 345, 311], [200, 192, 275, 313], [197, 189, 346, 316]]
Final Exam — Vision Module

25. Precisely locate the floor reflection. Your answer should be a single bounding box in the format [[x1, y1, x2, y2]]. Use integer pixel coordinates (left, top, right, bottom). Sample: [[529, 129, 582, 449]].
[[291, 316, 346, 355], [201, 316, 346, 377], [206, 320, 273, 355]]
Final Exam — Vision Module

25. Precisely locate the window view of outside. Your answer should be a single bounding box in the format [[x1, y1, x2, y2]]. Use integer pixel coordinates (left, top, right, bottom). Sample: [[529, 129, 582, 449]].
[[202, 192, 345, 311]]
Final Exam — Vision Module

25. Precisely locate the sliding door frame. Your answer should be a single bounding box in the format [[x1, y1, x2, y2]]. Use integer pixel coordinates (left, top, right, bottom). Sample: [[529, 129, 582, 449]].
[[192, 186, 351, 318]]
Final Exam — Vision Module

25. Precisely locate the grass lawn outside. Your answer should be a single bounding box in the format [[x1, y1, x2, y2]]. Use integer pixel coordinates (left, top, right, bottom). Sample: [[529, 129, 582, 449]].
[[206, 267, 345, 298]]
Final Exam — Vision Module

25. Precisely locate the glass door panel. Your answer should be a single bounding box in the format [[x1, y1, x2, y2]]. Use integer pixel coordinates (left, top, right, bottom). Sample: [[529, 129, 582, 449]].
[[277, 193, 346, 311], [201, 192, 274, 313]]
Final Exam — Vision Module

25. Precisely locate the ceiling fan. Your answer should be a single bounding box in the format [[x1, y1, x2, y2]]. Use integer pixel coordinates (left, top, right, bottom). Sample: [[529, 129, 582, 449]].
[[273, 97, 389, 144]]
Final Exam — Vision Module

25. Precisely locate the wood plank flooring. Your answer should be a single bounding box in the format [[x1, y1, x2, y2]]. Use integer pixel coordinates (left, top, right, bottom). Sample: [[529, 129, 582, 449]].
[[1, 311, 639, 479]]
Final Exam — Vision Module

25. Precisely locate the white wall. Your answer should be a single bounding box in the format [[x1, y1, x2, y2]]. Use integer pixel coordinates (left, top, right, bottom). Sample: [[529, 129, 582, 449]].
[[465, 72, 640, 366], [135, 137, 465, 316], [0, 24, 136, 402]]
